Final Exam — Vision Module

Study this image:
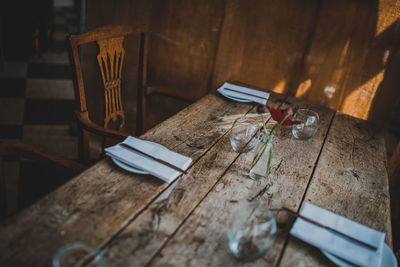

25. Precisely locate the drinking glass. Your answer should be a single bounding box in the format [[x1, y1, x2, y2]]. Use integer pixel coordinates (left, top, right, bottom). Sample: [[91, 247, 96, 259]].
[[291, 109, 319, 140], [227, 200, 277, 261], [230, 117, 261, 153], [53, 242, 107, 267]]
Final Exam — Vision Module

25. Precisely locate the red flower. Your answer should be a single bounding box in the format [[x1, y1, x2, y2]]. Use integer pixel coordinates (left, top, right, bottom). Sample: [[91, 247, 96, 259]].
[[265, 106, 300, 126]]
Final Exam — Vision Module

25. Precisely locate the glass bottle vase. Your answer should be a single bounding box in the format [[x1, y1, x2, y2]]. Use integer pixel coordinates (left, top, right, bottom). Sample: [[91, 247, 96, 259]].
[[249, 133, 274, 181]]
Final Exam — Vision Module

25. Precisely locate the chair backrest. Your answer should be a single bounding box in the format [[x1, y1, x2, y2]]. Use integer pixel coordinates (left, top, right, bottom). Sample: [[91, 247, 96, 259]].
[[68, 25, 148, 132]]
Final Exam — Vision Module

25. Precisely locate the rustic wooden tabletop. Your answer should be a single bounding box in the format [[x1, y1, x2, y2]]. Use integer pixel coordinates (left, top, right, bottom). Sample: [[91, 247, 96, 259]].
[[0, 92, 392, 266]]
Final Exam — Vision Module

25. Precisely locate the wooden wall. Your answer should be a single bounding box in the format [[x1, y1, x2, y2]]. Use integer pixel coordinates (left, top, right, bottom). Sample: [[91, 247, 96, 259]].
[[85, 0, 400, 132]]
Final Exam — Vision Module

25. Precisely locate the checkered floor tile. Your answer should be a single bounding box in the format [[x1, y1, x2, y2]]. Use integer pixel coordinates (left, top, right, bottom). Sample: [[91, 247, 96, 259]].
[[0, 5, 80, 215]]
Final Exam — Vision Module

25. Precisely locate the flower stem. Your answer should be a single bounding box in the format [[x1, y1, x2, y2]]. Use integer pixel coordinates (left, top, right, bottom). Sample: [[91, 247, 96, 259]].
[[251, 143, 267, 169], [250, 109, 291, 174], [266, 143, 273, 176], [261, 114, 268, 136]]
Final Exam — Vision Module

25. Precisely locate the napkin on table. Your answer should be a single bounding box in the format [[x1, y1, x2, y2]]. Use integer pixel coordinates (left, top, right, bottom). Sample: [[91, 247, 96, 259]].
[[290, 202, 385, 267], [217, 82, 270, 105], [105, 136, 192, 183]]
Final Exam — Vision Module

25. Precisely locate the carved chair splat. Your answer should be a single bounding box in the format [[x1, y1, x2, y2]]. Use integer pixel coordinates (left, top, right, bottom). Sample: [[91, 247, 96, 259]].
[[97, 37, 126, 130], [68, 25, 195, 165]]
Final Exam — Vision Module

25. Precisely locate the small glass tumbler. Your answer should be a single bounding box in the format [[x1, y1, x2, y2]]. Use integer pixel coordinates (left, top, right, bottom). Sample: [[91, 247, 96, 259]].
[[291, 109, 319, 140], [53, 242, 107, 267], [227, 200, 277, 261], [230, 117, 260, 153]]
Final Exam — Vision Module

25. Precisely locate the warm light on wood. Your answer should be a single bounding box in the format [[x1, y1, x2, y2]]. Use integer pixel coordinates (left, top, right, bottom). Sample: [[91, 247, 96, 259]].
[[97, 37, 126, 130]]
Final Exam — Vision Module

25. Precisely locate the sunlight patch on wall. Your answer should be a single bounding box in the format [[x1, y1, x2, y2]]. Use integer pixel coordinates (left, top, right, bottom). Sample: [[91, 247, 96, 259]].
[[295, 79, 312, 98], [377, 0, 400, 35], [340, 70, 384, 120], [273, 80, 286, 94]]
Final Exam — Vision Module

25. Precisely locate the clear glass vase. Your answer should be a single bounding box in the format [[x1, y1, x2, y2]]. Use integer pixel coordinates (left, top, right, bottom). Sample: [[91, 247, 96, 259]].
[[249, 132, 274, 181]]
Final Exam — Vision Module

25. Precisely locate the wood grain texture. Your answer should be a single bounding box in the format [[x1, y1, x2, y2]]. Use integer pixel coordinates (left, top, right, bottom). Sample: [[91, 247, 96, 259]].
[[146, 97, 335, 266], [96, 36, 126, 129], [69, 23, 201, 163], [148, 0, 224, 100], [104, 128, 255, 267], [211, 0, 319, 95], [98, 92, 286, 267], [84, 0, 400, 133], [68, 25, 137, 163], [367, 0, 400, 126], [279, 112, 391, 266], [294, 0, 400, 126], [84, 0, 152, 132], [0, 94, 252, 267], [0, 93, 391, 266]]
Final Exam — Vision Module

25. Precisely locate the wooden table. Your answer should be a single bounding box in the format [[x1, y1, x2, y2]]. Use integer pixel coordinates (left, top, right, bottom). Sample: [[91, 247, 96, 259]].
[[0, 92, 392, 266]]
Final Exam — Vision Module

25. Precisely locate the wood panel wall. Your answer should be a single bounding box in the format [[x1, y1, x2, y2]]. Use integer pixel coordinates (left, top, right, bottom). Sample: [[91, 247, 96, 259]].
[[85, 0, 400, 132]]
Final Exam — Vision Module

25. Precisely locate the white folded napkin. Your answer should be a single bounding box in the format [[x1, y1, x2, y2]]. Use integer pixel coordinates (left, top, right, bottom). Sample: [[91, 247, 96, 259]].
[[104, 136, 192, 183], [217, 82, 269, 105], [290, 202, 385, 267]]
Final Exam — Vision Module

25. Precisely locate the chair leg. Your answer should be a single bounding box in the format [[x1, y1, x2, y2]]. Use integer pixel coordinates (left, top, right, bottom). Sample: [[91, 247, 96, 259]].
[[78, 127, 90, 165], [136, 32, 148, 136]]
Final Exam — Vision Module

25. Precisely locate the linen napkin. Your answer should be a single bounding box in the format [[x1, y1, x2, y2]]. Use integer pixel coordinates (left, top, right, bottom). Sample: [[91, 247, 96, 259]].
[[217, 82, 269, 105], [290, 202, 385, 267], [105, 136, 192, 183]]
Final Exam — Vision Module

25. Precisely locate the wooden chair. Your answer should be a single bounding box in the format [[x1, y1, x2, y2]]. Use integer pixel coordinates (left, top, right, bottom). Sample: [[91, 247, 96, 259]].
[[67, 25, 193, 164], [0, 139, 86, 219]]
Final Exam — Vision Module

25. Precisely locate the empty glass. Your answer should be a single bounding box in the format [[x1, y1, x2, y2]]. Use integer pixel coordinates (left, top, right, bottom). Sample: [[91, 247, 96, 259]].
[[227, 200, 277, 261], [291, 109, 319, 140], [53, 242, 107, 267], [230, 117, 261, 153]]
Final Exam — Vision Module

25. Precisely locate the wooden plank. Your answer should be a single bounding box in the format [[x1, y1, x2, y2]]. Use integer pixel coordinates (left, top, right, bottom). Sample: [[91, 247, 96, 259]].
[[148, 0, 224, 100], [295, 0, 400, 126], [102, 126, 254, 267], [211, 0, 319, 94], [93, 92, 287, 266], [367, 0, 400, 126], [0, 94, 253, 266], [145, 97, 335, 266], [295, 0, 376, 109], [279, 112, 391, 266], [84, 0, 400, 129]]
